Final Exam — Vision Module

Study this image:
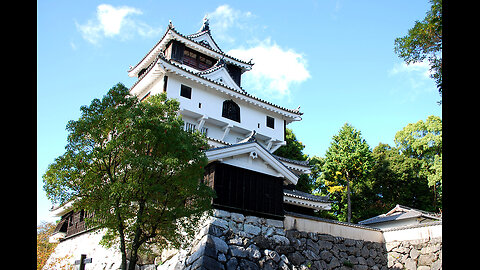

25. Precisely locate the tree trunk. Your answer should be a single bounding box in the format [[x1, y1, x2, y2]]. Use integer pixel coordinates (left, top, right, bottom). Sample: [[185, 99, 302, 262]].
[[115, 200, 128, 270], [346, 173, 351, 223], [127, 200, 146, 270]]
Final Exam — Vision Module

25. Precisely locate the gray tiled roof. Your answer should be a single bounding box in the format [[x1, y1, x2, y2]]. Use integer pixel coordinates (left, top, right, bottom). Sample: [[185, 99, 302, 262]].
[[273, 155, 309, 166], [358, 204, 441, 225], [283, 189, 330, 203]]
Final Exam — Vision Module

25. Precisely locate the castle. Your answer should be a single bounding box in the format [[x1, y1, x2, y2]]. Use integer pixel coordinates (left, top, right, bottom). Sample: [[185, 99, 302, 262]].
[[45, 18, 441, 270]]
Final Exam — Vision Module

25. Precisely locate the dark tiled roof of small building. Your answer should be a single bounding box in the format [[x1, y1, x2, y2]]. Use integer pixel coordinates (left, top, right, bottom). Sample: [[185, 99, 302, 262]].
[[358, 204, 441, 225]]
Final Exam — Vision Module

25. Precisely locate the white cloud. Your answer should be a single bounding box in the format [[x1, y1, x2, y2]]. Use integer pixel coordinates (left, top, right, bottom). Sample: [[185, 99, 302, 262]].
[[388, 60, 436, 102], [228, 38, 311, 100], [206, 5, 253, 43], [76, 4, 161, 45], [389, 60, 432, 79]]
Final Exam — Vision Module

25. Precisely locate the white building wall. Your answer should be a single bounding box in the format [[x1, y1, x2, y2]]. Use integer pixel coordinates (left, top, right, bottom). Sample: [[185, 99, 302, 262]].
[[382, 222, 442, 242], [164, 74, 285, 145]]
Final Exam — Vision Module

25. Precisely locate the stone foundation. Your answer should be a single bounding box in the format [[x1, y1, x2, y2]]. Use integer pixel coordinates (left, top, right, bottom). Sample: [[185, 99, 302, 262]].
[[162, 210, 389, 270], [45, 209, 442, 270], [386, 238, 442, 270]]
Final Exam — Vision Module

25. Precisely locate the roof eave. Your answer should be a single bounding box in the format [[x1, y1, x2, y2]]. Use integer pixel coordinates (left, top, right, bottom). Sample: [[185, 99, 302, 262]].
[[154, 56, 303, 118]]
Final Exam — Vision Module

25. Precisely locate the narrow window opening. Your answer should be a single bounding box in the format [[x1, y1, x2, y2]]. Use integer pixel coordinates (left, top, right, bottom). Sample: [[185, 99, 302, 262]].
[[222, 100, 240, 122], [266, 116, 275, 129], [180, 84, 192, 99]]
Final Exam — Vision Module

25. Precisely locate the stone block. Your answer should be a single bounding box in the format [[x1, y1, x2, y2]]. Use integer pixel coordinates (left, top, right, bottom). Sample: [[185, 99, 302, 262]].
[[306, 239, 320, 254], [264, 249, 281, 262], [207, 224, 224, 237], [262, 260, 276, 270], [308, 232, 318, 241], [318, 240, 333, 250], [320, 250, 333, 262], [304, 249, 320, 261], [272, 235, 290, 246], [213, 209, 231, 218], [431, 259, 442, 270], [244, 224, 261, 236], [245, 216, 262, 225], [229, 245, 247, 258], [409, 248, 419, 260], [345, 239, 356, 246], [318, 233, 335, 242], [404, 258, 416, 270], [252, 235, 272, 250], [288, 251, 306, 265], [266, 219, 284, 228], [314, 260, 327, 270], [366, 257, 375, 267], [279, 260, 290, 270], [227, 236, 243, 246], [246, 244, 261, 260], [226, 257, 238, 270], [275, 244, 295, 255], [190, 254, 224, 270], [211, 218, 229, 230], [328, 257, 340, 269], [239, 258, 260, 270], [210, 235, 228, 254], [361, 246, 369, 258], [218, 253, 226, 262], [385, 241, 400, 252], [418, 254, 435, 266], [357, 257, 366, 265], [230, 213, 245, 223], [369, 248, 377, 258]]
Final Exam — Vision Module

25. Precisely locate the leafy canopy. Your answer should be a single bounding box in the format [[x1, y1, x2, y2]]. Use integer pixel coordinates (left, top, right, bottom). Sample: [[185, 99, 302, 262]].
[[394, 115, 442, 207], [394, 0, 442, 101], [43, 83, 214, 270], [321, 123, 373, 222]]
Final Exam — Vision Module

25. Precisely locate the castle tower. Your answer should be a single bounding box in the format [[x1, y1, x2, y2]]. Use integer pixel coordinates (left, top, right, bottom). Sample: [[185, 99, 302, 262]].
[[127, 18, 330, 219], [46, 20, 331, 268]]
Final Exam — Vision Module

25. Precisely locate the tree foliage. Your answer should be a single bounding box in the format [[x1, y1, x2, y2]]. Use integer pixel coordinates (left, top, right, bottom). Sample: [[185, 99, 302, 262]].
[[394, 0, 442, 101], [321, 123, 374, 223], [394, 115, 442, 209], [313, 116, 442, 222], [370, 143, 437, 213], [43, 83, 215, 270], [274, 128, 315, 193], [274, 128, 307, 161]]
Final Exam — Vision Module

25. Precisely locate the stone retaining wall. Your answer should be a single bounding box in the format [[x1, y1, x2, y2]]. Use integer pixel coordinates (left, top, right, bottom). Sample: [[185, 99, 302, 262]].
[[386, 236, 442, 270], [45, 209, 442, 270], [164, 210, 389, 270]]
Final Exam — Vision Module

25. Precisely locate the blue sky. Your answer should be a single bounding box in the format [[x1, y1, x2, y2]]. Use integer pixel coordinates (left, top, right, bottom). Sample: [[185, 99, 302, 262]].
[[37, 0, 441, 224]]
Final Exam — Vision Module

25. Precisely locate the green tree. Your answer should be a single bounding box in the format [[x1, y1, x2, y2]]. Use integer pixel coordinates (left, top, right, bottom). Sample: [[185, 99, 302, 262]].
[[274, 128, 314, 193], [321, 123, 374, 223], [43, 83, 215, 270], [274, 128, 307, 161], [394, 0, 442, 102], [394, 115, 442, 209], [370, 143, 437, 213]]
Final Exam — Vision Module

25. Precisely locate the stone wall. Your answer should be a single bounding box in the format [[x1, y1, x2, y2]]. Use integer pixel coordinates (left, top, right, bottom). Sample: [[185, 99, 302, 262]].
[[386, 237, 442, 270], [163, 210, 389, 270], [45, 209, 442, 270]]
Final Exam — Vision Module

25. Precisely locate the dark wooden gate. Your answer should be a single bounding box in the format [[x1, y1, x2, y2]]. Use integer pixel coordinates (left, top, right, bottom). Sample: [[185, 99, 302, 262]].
[[205, 162, 284, 219]]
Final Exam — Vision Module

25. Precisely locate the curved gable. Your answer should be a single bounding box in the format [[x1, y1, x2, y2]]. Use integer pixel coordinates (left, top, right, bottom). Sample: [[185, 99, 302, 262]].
[[205, 141, 299, 185]]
